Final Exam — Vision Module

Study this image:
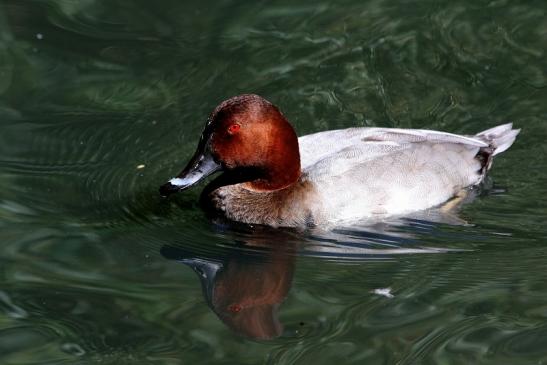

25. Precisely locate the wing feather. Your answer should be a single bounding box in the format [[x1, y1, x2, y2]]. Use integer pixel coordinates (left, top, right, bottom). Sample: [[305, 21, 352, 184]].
[[298, 127, 485, 178]]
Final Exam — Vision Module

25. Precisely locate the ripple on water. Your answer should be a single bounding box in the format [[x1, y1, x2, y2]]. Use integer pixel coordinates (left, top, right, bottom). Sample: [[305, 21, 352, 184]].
[[1, 0, 546, 363]]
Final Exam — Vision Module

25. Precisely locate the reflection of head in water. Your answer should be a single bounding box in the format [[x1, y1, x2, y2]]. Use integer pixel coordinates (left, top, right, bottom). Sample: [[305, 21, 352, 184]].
[[161, 239, 297, 340], [159, 204, 475, 339]]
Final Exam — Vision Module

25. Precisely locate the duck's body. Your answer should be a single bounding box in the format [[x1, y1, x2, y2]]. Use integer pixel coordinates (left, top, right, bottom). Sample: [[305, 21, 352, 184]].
[[160, 95, 520, 228], [206, 124, 518, 227]]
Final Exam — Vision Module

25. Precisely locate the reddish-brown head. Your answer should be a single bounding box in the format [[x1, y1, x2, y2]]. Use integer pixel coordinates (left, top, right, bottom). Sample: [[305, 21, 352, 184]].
[[209, 94, 301, 191], [160, 94, 301, 196]]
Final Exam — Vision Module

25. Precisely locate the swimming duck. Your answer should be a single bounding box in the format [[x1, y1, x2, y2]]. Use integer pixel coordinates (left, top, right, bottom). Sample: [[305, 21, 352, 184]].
[[160, 94, 519, 227]]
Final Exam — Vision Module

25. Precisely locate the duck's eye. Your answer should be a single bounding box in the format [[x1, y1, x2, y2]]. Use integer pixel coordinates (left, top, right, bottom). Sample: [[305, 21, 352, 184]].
[[227, 123, 241, 134]]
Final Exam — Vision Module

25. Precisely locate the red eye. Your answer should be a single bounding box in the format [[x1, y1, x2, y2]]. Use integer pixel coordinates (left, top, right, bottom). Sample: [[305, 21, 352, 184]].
[[228, 304, 242, 313], [227, 123, 241, 134]]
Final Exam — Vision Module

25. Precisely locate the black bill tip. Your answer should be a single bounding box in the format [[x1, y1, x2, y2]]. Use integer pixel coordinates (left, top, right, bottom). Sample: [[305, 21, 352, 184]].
[[159, 182, 181, 198]]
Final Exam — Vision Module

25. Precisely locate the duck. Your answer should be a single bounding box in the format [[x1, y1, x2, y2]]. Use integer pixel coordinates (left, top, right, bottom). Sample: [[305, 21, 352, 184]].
[[159, 94, 520, 228]]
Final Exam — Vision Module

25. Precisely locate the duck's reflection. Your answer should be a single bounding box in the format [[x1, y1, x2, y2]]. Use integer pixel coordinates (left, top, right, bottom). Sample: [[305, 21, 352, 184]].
[[159, 194, 480, 340], [161, 239, 297, 340]]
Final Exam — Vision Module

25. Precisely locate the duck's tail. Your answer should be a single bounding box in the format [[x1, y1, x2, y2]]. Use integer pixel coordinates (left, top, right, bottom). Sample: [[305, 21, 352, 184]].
[[476, 123, 521, 156], [474, 123, 520, 174]]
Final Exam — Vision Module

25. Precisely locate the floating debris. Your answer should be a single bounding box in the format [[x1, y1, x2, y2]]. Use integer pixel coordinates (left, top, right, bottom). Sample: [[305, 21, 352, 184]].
[[372, 287, 394, 298], [136, 164, 145, 169], [36, 33, 43, 40]]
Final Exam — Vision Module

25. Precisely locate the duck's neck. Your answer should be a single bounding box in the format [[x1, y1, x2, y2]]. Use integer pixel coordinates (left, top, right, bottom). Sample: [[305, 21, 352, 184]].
[[245, 159, 301, 191], [245, 124, 301, 192]]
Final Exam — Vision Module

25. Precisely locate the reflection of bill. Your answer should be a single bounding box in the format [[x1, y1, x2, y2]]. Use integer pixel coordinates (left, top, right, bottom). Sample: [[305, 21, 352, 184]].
[[161, 241, 296, 340], [159, 205, 473, 339]]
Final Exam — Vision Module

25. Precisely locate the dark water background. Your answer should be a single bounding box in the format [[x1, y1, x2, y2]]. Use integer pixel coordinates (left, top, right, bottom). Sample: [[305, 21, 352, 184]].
[[1, 0, 547, 364]]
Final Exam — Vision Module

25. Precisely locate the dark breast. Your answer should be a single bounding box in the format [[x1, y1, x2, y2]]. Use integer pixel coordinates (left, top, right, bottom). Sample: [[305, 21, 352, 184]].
[[201, 180, 319, 228]]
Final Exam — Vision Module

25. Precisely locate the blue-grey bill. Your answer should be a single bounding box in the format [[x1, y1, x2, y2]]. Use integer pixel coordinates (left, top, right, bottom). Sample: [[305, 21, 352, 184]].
[[159, 149, 221, 197]]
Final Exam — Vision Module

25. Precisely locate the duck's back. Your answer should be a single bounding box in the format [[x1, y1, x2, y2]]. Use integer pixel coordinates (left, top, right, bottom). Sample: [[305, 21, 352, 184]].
[[298, 124, 519, 223]]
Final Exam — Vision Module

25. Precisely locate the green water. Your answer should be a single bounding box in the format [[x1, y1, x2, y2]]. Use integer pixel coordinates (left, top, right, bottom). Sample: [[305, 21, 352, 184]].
[[1, 0, 547, 363]]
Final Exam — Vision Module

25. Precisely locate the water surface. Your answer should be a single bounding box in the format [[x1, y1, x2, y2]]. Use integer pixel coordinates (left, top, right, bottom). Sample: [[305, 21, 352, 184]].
[[1, 0, 547, 364]]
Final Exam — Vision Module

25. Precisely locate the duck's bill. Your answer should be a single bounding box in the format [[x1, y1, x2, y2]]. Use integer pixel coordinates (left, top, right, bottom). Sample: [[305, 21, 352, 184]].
[[159, 149, 221, 197]]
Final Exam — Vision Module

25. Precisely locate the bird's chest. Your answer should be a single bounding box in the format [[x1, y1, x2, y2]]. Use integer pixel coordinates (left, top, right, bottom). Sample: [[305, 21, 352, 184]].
[[205, 181, 318, 227]]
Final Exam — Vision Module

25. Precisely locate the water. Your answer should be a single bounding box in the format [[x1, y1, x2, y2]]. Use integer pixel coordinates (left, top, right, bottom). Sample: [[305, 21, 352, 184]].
[[1, 0, 547, 363]]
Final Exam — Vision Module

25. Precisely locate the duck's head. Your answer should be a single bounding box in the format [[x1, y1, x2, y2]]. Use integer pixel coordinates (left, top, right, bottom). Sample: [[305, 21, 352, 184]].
[[160, 94, 300, 197]]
